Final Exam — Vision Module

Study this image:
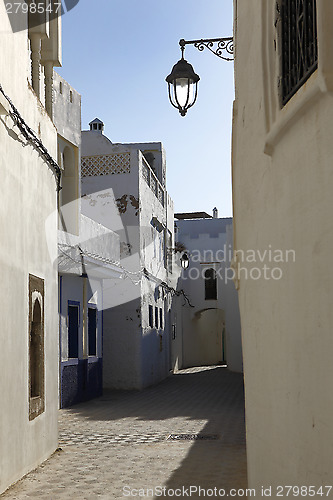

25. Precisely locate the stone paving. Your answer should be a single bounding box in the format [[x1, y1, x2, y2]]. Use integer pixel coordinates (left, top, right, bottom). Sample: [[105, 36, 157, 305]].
[[1, 366, 248, 499]]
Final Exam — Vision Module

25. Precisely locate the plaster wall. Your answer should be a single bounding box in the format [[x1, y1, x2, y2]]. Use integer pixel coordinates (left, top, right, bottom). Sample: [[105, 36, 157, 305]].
[[58, 214, 120, 268], [139, 155, 171, 386], [0, 6, 59, 493], [81, 142, 142, 388], [53, 75, 81, 235], [53, 74, 81, 149], [81, 131, 174, 389], [127, 142, 166, 187], [176, 218, 242, 372], [58, 213, 118, 404], [232, 0, 333, 491], [169, 296, 184, 372]]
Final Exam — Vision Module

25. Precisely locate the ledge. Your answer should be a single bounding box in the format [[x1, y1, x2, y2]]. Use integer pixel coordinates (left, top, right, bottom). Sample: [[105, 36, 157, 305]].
[[264, 72, 322, 156]]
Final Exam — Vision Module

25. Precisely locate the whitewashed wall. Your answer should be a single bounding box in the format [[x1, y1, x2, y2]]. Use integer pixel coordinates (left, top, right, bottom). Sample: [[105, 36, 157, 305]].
[[0, 5, 59, 494], [175, 218, 242, 372], [232, 0, 333, 491], [81, 130, 173, 389]]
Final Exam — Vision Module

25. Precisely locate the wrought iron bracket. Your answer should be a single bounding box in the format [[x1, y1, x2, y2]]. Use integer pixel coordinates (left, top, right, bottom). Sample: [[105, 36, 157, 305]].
[[179, 37, 234, 61]]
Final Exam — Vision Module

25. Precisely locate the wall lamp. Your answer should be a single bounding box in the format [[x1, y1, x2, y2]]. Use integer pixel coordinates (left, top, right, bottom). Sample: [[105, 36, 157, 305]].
[[166, 37, 234, 116], [180, 252, 190, 269]]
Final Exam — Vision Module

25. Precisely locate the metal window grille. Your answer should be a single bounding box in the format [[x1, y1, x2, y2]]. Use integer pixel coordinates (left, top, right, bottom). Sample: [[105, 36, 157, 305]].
[[281, 0, 318, 105]]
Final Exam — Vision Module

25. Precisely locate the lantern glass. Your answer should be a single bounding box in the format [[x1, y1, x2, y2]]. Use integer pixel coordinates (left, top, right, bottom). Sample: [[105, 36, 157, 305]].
[[180, 253, 190, 269], [166, 56, 200, 116], [175, 78, 194, 108]]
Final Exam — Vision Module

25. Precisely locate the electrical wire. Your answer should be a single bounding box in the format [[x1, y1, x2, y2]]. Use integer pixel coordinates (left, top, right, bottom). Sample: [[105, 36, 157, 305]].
[[0, 83, 62, 191]]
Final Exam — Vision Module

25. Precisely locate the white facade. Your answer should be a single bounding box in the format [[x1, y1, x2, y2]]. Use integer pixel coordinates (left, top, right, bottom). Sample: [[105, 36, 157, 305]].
[[0, 2, 61, 494], [53, 78, 122, 406], [232, 0, 333, 492], [174, 215, 242, 373], [81, 123, 175, 389]]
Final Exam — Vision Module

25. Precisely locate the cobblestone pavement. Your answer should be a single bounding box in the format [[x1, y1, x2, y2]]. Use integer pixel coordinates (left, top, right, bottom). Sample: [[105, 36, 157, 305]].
[[1, 366, 247, 499]]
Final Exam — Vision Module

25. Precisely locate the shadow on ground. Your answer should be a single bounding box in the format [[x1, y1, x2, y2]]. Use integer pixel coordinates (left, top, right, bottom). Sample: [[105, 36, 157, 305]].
[[66, 366, 245, 426], [64, 366, 248, 497]]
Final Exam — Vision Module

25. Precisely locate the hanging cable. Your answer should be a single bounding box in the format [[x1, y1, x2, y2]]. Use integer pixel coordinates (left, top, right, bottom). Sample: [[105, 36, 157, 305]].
[[143, 268, 194, 308], [0, 83, 62, 191]]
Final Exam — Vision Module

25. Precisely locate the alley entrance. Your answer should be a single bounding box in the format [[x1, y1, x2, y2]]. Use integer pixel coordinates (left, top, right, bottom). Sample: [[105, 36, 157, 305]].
[[2, 366, 247, 499]]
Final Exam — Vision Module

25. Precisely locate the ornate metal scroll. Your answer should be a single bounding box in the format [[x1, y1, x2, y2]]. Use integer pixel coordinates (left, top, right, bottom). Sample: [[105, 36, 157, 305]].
[[180, 37, 234, 61]]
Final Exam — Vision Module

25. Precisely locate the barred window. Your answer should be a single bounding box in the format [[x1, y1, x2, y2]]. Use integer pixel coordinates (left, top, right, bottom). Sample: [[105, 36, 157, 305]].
[[281, 0, 318, 105]]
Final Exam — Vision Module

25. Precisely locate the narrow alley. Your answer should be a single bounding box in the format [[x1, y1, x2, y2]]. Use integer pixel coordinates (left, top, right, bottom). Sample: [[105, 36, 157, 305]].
[[1, 367, 247, 499]]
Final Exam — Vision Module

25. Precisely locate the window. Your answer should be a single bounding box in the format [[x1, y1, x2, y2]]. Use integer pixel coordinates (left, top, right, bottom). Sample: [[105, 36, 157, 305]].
[[70, 90, 73, 103], [88, 307, 97, 357], [149, 305, 154, 328], [159, 308, 163, 329], [204, 268, 217, 300], [68, 303, 79, 358], [155, 307, 159, 329], [281, 0, 318, 105], [29, 274, 45, 420]]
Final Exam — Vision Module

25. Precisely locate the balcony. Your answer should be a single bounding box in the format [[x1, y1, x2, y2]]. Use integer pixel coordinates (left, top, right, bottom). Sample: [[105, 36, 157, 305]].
[[141, 156, 165, 207]]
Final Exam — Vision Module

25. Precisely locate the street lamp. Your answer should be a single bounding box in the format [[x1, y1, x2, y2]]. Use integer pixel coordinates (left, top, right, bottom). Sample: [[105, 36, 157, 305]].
[[180, 252, 190, 269], [166, 37, 234, 116], [165, 45, 200, 117]]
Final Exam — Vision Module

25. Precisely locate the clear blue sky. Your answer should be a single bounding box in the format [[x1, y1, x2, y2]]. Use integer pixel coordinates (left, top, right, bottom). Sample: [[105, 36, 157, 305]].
[[57, 0, 234, 217]]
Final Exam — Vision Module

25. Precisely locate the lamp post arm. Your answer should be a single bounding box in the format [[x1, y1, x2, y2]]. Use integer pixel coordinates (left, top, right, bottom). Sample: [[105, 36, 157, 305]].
[[179, 37, 234, 61]]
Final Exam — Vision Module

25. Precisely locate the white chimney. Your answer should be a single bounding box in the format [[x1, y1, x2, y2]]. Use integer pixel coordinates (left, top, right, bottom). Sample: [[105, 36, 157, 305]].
[[89, 118, 104, 134], [213, 207, 218, 218]]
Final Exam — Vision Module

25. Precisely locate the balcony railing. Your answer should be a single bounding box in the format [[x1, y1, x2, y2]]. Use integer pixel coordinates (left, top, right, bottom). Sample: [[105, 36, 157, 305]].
[[142, 157, 165, 207]]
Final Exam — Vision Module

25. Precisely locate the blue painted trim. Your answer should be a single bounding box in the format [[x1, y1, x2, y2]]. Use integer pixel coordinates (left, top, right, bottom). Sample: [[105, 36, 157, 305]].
[[87, 303, 98, 309], [88, 356, 100, 364], [62, 358, 80, 366], [61, 357, 101, 367]]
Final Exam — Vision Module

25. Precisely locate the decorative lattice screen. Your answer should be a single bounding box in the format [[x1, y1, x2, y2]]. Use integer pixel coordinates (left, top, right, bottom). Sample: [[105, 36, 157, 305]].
[[81, 152, 131, 177]]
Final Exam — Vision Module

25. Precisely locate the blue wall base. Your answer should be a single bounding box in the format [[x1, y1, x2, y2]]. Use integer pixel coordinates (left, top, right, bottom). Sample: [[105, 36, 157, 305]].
[[61, 358, 103, 408]]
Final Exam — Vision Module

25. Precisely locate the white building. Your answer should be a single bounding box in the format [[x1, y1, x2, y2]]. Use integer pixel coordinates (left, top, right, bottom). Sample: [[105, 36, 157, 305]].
[[81, 120, 176, 389], [0, 1, 61, 494], [173, 212, 242, 373], [53, 77, 122, 407], [232, 0, 333, 491]]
